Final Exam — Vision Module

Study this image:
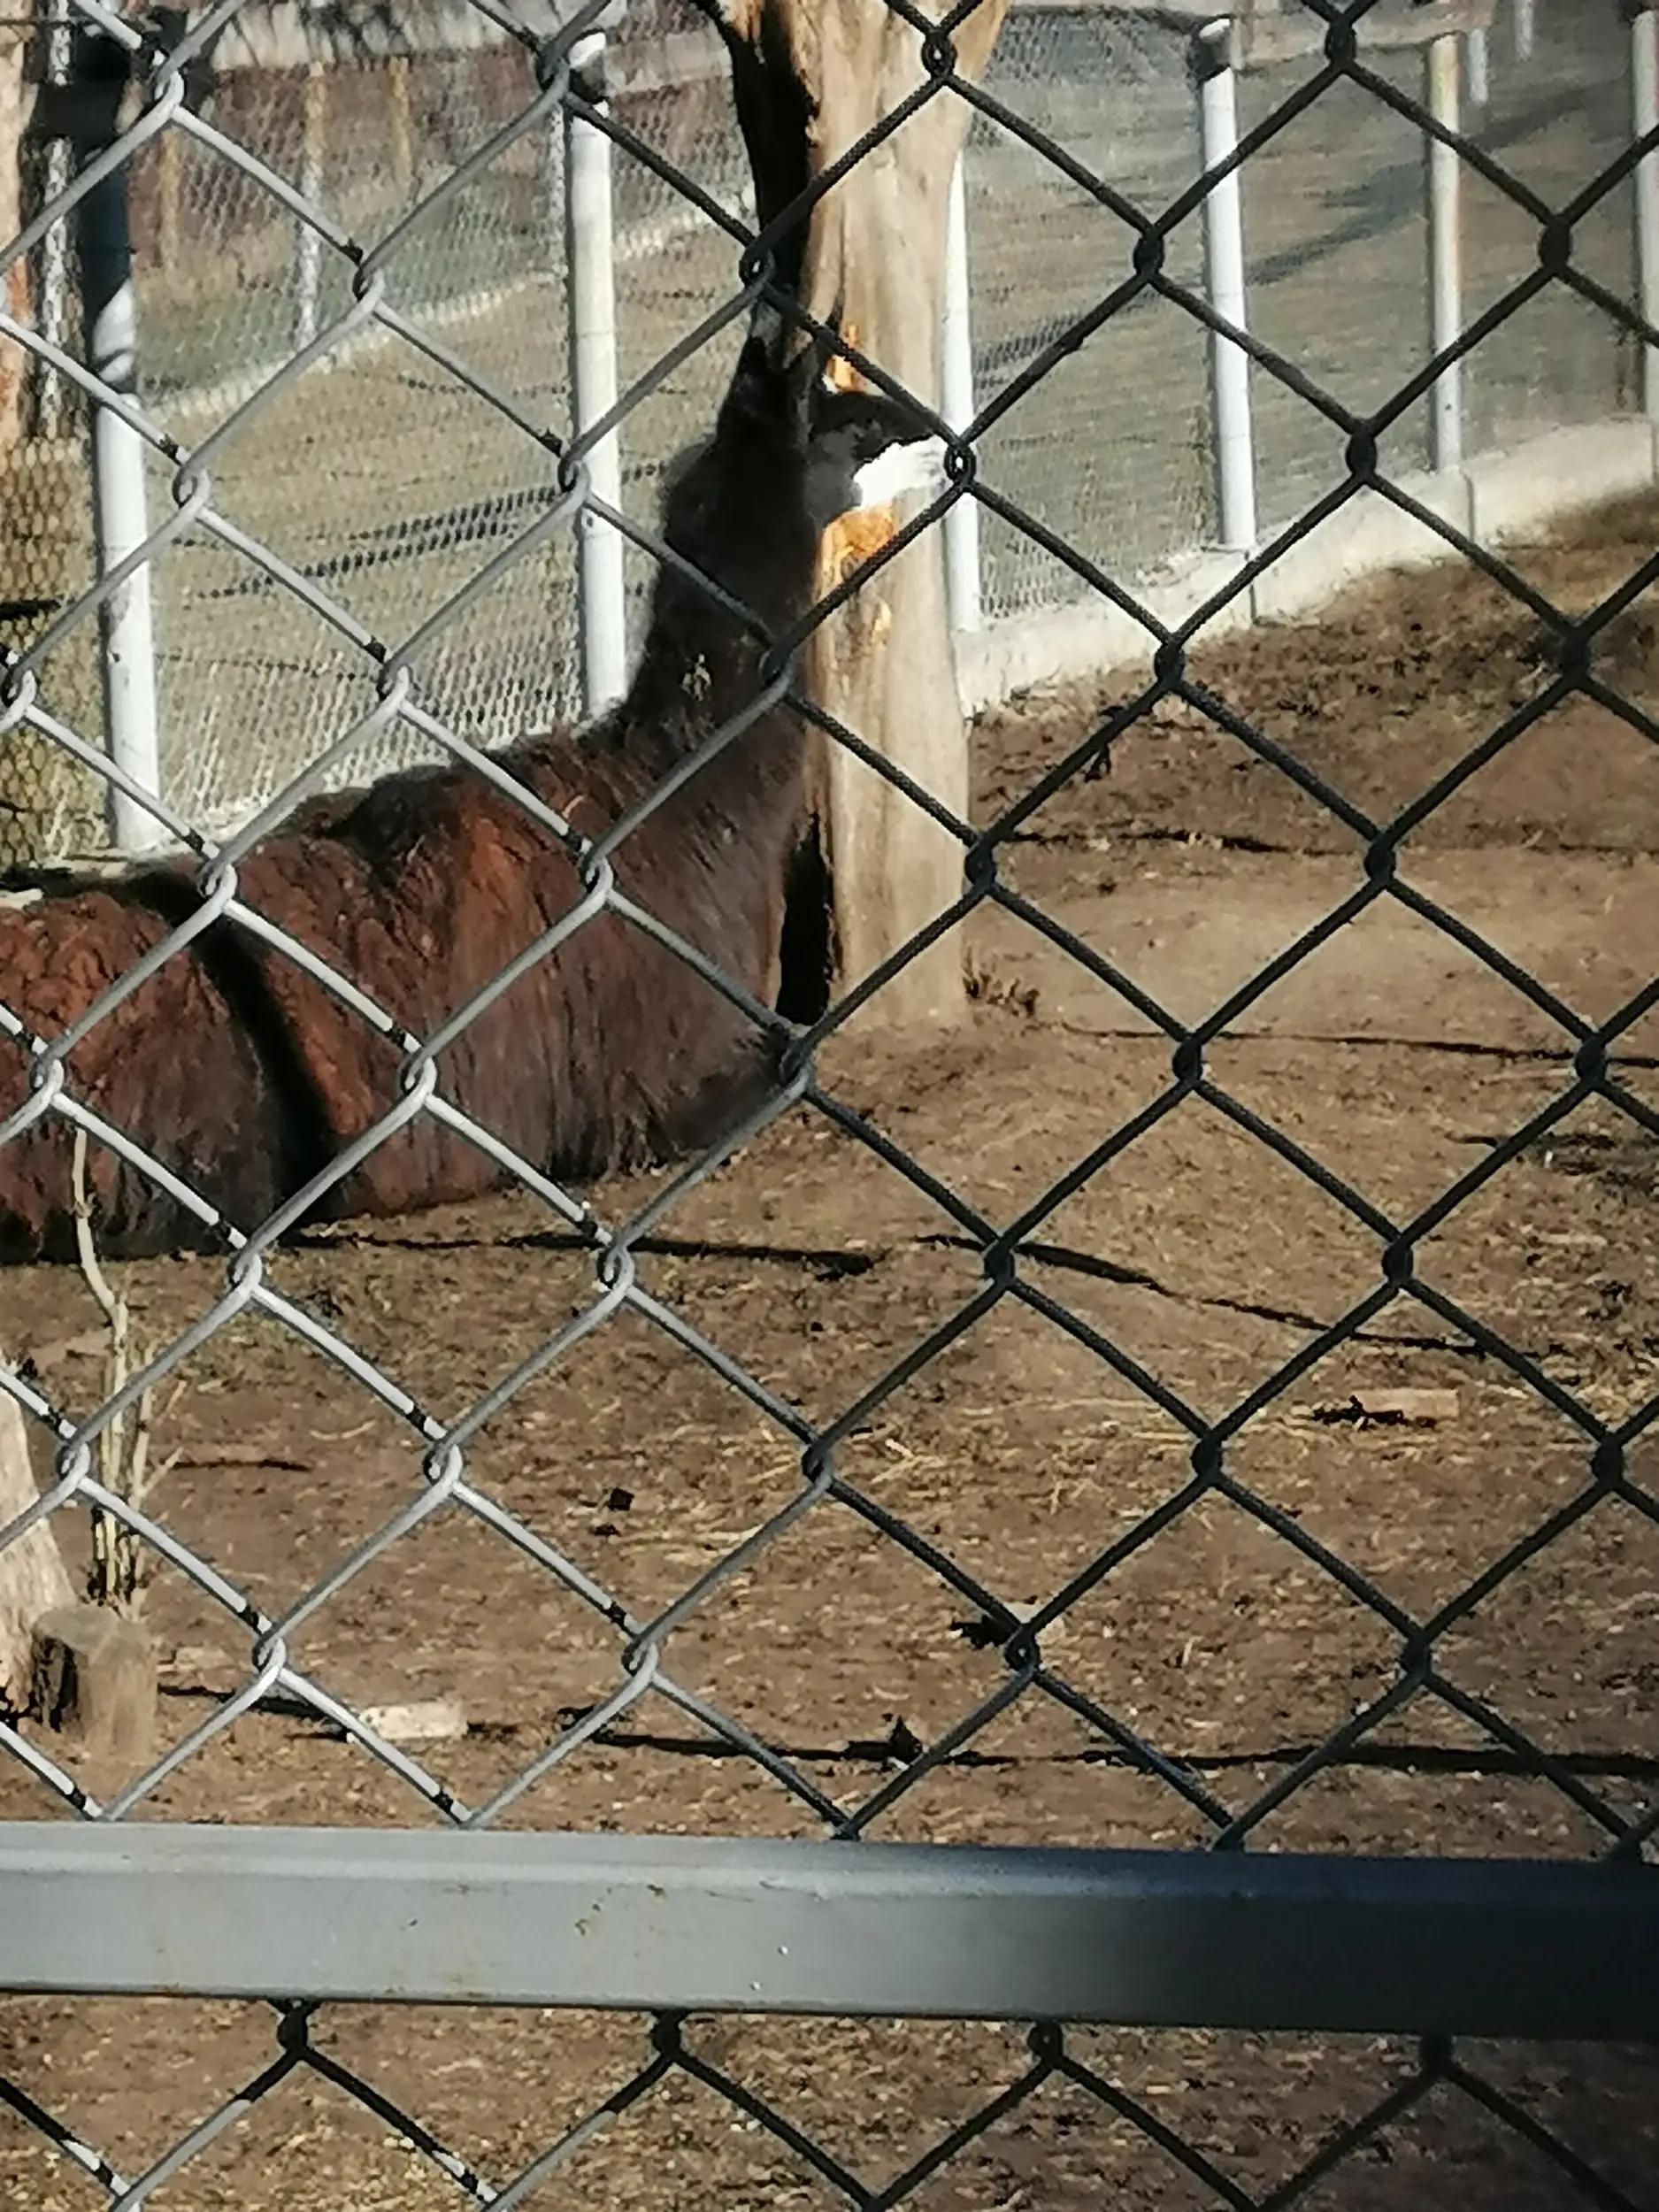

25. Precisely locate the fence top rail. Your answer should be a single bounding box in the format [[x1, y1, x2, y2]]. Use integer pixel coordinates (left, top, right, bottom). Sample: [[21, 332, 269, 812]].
[[19, 6, 714, 115], [19, 0, 1500, 76], [1, 1824, 1655, 2039], [86, 0, 624, 73], [1010, 0, 1495, 44]]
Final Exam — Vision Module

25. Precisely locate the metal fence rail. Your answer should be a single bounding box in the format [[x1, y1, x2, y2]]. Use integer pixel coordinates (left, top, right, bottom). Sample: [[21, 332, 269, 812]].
[[5, 1824, 1659, 2037], [0, 0, 1657, 2203]]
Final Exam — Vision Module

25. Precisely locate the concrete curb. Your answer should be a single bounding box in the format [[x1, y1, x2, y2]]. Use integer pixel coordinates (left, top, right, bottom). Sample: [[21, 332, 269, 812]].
[[956, 416, 1659, 715]]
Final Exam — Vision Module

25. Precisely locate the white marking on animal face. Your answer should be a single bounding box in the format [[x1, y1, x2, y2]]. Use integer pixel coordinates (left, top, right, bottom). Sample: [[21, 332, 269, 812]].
[[851, 436, 949, 511]]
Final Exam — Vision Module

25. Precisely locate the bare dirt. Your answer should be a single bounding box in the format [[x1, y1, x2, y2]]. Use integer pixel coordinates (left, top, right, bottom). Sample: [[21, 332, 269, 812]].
[[2, 499, 1657, 2207]]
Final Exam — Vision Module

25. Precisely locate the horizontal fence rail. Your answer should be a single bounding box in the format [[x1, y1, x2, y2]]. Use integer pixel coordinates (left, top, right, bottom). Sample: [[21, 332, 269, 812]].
[[3, 1824, 1659, 2038]]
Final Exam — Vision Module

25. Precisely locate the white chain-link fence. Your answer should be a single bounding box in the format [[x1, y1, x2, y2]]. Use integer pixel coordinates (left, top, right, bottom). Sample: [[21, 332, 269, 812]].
[[0, 0, 1649, 857]]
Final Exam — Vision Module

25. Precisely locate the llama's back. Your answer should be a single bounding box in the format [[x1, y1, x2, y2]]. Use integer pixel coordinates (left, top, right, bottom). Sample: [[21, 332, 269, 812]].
[[0, 877, 289, 1260], [0, 699, 806, 1260]]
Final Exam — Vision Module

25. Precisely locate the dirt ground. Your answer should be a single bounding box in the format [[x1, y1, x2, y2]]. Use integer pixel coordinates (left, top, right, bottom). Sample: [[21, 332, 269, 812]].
[[2, 499, 1658, 2205]]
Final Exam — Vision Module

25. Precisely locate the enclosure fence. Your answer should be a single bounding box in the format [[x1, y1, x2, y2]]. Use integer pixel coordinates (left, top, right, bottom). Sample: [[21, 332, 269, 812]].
[[0, 0, 1650, 858], [1, 0, 1658, 2204]]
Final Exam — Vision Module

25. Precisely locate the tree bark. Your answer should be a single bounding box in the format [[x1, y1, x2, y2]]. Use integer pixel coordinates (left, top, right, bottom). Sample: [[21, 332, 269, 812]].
[[0, 22, 30, 462], [719, 0, 1010, 1030], [0, 1387, 75, 1714]]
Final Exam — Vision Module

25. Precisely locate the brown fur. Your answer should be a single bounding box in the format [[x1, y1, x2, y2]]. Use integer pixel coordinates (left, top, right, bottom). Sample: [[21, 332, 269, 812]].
[[0, 691, 806, 1261], [0, 311, 910, 1262]]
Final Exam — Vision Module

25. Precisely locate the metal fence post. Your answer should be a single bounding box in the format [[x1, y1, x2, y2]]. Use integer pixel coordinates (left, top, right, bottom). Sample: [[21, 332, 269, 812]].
[[291, 56, 326, 354], [541, 89, 565, 247], [75, 68, 163, 855], [1196, 19, 1257, 553], [388, 52, 414, 204], [941, 153, 981, 636], [1634, 3, 1659, 423], [32, 0, 73, 440], [1425, 33, 1464, 472], [565, 27, 626, 717], [1466, 25, 1491, 107]]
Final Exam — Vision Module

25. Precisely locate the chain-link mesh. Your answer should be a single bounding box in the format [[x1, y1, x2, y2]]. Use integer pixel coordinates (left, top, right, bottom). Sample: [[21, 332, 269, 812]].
[[4, 0, 1640, 850], [2, 0, 1657, 2201], [969, 7, 1217, 614], [137, 26, 580, 832], [0, 8, 99, 864], [1462, 0, 1638, 449], [7, 2008, 1658, 2209]]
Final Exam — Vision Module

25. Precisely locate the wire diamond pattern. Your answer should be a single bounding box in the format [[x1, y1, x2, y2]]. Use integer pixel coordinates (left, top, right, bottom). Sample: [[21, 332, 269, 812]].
[[0, 0, 1654, 2200]]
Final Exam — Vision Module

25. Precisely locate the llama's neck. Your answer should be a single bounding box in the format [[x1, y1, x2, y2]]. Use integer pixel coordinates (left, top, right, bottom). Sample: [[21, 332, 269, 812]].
[[619, 413, 816, 738]]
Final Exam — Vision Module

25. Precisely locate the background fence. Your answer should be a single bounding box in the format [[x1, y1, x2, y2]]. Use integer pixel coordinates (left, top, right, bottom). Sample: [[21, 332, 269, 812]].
[[0, 0, 1651, 862], [3, 0, 1659, 2206]]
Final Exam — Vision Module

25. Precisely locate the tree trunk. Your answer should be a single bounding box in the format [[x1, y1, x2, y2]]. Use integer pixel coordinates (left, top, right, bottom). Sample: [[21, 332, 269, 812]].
[[719, 0, 1010, 1031], [0, 22, 29, 462], [0, 1387, 75, 1714]]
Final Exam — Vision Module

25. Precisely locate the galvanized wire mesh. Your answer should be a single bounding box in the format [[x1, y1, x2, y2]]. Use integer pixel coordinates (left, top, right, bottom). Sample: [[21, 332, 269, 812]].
[[140, 21, 584, 828], [1461, 0, 1638, 450], [0, 0, 1656, 2201], [1240, 0, 1638, 534], [968, 6, 1217, 613], [3, 0, 1646, 849], [0, 14, 98, 864]]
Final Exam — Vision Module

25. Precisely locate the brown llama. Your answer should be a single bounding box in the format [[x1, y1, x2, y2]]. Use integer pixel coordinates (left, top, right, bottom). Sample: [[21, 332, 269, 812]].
[[0, 311, 946, 1261]]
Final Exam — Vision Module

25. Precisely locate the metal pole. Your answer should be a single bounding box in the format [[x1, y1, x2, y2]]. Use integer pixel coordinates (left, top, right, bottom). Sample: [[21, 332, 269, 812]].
[[1425, 34, 1463, 473], [388, 53, 414, 203], [5, 1824, 1659, 2042], [542, 88, 565, 245], [76, 122, 163, 855], [1466, 26, 1490, 108], [941, 154, 981, 635], [291, 58, 326, 353], [34, 0, 73, 440], [1197, 21, 1257, 553], [565, 29, 626, 716], [1513, 0, 1537, 65], [1636, 4, 1659, 422]]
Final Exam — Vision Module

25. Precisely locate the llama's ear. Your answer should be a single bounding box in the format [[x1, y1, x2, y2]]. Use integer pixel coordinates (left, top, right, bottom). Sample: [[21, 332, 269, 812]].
[[729, 298, 788, 410], [810, 300, 849, 394], [789, 301, 848, 430]]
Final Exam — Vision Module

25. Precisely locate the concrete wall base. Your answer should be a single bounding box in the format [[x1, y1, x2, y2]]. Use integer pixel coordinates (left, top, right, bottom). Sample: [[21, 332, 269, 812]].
[[956, 417, 1659, 716]]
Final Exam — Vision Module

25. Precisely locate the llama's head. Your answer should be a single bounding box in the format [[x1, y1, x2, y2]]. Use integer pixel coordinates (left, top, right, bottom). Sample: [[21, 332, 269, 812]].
[[798, 384, 949, 537], [719, 302, 949, 535], [647, 304, 948, 634]]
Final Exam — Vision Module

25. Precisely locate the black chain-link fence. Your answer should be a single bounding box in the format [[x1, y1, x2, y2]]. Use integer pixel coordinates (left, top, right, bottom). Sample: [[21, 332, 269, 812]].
[[0, 0, 1656, 2203]]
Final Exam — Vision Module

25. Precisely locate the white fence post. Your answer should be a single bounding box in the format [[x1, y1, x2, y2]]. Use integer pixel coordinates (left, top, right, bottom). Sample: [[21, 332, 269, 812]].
[[565, 28, 627, 717], [1425, 33, 1464, 473], [1636, 4, 1659, 422], [77, 147, 163, 855], [1513, 0, 1537, 64], [1466, 26, 1491, 109], [941, 154, 981, 636], [34, 0, 73, 440], [1197, 20, 1257, 554], [542, 91, 565, 245], [291, 58, 326, 353]]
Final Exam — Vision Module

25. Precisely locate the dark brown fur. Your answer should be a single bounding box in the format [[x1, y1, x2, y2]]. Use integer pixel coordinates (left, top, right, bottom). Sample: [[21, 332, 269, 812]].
[[0, 320, 849, 1261]]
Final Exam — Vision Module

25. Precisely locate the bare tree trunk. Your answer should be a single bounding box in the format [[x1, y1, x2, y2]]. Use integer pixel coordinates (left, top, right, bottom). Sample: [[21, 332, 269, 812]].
[[720, 0, 1010, 1030], [0, 32, 24, 464], [0, 23, 29, 462], [0, 1388, 74, 1713]]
